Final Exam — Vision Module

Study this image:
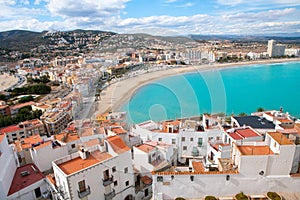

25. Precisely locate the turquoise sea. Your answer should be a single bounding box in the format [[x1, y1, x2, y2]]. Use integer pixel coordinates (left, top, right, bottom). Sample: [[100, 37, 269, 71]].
[[121, 62, 300, 123]]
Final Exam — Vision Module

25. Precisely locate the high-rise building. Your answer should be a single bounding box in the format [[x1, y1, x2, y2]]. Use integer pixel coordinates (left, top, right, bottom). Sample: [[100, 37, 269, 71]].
[[267, 40, 285, 57]]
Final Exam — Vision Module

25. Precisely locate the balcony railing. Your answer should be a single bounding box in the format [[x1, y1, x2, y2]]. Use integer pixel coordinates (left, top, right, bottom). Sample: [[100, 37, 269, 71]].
[[104, 189, 116, 200], [77, 186, 91, 199], [102, 175, 114, 186]]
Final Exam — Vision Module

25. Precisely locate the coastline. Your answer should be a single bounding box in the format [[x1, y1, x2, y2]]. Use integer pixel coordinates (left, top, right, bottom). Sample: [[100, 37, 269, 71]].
[[95, 58, 300, 115]]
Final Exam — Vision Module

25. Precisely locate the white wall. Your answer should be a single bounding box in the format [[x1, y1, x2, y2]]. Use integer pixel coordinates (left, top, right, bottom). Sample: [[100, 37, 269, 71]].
[[0, 136, 17, 200], [152, 173, 300, 199], [31, 144, 68, 172], [7, 179, 48, 200], [133, 147, 155, 172]]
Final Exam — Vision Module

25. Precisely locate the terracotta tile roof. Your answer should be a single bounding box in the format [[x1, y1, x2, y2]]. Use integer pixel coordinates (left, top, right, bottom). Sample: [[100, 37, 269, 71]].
[[81, 127, 93, 136], [83, 138, 102, 147], [107, 135, 130, 154], [237, 145, 274, 156], [111, 127, 127, 135], [228, 127, 261, 140], [141, 175, 152, 185], [278, 118, 293, 123], [0, 125, 22, 134], [192, 161, 205, 173], [7, 164, 45, 196], [46, 174, 56, 186], [56, 132, 79, 143], [268, 132, 294, 145], [0, 134, 5, 143], [11, 101, 35, 110], [19, 135, 43, 149], [57, 150, 113, 175], [136, 144, 155, 153], [33, 141, 52, 150]]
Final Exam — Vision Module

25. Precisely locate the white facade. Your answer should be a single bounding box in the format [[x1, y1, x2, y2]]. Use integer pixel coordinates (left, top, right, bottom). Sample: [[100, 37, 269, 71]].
[[30, 141, 69, 172], [267, 40, 286, 57], [50, 136, 135, 200], [152, 131, 299, 199], [0, 134, 18, 200]]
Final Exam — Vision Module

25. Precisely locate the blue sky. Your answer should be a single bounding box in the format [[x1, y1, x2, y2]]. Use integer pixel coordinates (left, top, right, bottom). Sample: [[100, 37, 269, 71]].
[[0, 0, 300, 35]]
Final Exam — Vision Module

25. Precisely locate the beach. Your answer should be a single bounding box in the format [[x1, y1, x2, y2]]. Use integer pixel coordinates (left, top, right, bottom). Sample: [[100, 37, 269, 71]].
[[0, 73, 19, 92], [95, 58, 300, 115]]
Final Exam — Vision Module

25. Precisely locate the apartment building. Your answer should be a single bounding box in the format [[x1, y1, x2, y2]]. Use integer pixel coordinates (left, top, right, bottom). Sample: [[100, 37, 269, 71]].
[[49, 135, 135, 200], [151, 131, 299, 199], [41, 100, 72, 135], [133, 141, 175, 173], [0, 119, 46, 143], [0, 100, 10, 116]]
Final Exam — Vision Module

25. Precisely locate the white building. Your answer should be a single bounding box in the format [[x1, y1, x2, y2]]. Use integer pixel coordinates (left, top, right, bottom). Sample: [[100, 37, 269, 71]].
[[267, 40, 286, 57], [151, 132, 299, 199], [49, 135, 135, 200], [1, 133, 48, 200], [133, 141, 175, 173], [285, 48, 300, 57]]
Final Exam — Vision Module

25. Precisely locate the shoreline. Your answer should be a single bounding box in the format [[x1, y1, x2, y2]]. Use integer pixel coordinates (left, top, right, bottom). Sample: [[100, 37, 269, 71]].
[[95, 58, 300, 115]]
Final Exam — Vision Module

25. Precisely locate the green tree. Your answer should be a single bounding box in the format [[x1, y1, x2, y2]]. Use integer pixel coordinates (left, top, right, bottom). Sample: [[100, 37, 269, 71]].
[[0, 94, 6, 101], [257, 107, 265, 112]]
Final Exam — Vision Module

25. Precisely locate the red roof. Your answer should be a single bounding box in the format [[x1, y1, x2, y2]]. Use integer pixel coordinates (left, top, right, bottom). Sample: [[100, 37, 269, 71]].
[[0, 134, 5, 144], [229, 127, 261, 140], [107, 135, 130, 154], [7, 164, 45, 196], [0, 125, 22, 134], [236, 128, 260, 138]]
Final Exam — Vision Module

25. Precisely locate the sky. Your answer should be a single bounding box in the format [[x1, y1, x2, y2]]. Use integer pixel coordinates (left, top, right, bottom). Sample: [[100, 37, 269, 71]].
[[0, 0, 300, 35]]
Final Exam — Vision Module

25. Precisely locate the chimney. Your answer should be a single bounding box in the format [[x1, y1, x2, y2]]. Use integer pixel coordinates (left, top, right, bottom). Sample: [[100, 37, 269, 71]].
[[79, 147, 88, 160]]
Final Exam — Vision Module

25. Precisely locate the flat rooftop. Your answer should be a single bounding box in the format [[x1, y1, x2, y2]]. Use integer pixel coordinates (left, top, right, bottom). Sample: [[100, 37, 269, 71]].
[[57, 151, 113, 175], [7, 164, 45, 196], [237, 145, 274, 156], [233, 116, 275, 129], [268, 132, 294, 145]]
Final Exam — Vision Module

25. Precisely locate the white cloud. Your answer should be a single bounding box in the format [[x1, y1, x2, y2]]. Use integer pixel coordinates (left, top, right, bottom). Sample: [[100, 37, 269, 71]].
[[47, 0, 130, 18], [176, 2, 194, 8]]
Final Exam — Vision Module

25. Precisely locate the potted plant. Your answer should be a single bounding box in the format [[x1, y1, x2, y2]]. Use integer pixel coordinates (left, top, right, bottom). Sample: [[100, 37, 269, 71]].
[[235, 192, 250, 200], [205, 195, 218, 200], [266, 192, 282, 200]]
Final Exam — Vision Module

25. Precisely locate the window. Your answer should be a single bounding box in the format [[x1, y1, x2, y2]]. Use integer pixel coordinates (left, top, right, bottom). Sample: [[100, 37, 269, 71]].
[[78, 180, 86, 192], [125, 180, 129, 186], [12, 133, 17, 137], [198, 138, 203, 147], [124, 167, 128, 173], [157, 176, 163, 182], [145, 188, 149, 197], [112, 166, 116, 173], [114, 180, 118, 186], [71, 144, 76, 149], [183, 146, 187, 150], [171, 139, 176, 144], [158, 138, 162, 142], [190, 137, 193, 142], [181, 137, 185, 142]]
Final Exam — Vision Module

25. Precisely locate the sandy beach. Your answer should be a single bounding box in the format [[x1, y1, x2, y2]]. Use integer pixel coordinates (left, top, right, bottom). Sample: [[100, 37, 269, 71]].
[[0, 73, 19, 92], [95, 58, 300, 115]]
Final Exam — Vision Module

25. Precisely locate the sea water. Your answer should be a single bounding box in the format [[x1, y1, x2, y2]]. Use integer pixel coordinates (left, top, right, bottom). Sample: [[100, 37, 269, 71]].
[[121, 62, 300, 123]]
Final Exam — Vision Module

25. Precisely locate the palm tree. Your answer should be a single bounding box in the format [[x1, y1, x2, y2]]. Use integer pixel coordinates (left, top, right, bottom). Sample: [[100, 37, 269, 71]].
[[256, 107, 265, 112]]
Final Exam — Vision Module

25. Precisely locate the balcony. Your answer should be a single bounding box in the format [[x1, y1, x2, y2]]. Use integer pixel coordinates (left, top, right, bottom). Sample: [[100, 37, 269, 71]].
[[77, 186, 91, 199], [104, 189, 116, 200], [192, 147, 199, 156], [102, 175, 114, 186]]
